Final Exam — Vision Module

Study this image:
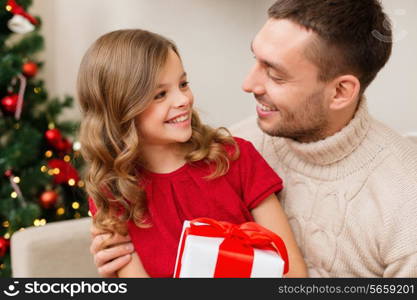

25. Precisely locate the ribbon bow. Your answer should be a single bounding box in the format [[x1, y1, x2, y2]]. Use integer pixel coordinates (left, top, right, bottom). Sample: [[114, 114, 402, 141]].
[[187, 218, 289, 276]]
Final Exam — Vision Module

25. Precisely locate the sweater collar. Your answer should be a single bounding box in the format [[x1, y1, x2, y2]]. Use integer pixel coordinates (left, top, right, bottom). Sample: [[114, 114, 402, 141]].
[[272, 98, 371, 167]]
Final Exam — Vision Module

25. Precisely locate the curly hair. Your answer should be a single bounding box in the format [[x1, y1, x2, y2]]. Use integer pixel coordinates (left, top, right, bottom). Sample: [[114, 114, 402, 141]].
[[77, 29, 239, 235]]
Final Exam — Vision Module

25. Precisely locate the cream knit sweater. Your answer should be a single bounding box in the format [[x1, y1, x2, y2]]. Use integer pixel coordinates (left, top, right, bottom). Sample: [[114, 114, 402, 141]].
[[230, 100, 417, 277]]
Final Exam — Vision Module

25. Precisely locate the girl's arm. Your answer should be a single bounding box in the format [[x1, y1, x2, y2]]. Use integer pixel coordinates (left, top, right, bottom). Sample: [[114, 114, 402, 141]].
[[251, 193, 308, 278], [117, 252, 150, 278]]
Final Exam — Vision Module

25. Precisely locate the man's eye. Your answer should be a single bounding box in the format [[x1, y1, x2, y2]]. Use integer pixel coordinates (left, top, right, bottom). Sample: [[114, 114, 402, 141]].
[[154, 91, 166, 100], [268, 73, 283, 83]]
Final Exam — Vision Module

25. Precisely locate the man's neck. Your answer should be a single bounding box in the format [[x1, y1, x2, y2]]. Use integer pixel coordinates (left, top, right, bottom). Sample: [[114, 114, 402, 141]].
[[296, 98, 360, 143], [272, 98, 372, 177]]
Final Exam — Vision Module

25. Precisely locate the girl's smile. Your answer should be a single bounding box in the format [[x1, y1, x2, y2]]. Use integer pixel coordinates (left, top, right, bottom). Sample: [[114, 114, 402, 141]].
[[164, 111, 192, 128]]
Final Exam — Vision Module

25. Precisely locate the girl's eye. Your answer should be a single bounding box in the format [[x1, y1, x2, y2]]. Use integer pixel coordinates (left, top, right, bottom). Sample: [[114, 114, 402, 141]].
[[180, 81, 189, 88], [154, 91, 166, 100]]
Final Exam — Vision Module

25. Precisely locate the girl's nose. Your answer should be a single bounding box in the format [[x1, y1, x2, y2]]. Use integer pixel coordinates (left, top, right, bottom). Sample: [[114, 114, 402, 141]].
[[174, 91, 192, 108]]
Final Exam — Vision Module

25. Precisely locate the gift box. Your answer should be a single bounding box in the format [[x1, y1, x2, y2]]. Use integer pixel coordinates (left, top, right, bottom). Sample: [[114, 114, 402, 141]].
[[173, 218, 289, 278]]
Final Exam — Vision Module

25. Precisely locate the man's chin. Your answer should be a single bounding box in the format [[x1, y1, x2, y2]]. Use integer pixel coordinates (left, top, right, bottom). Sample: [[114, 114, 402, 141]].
[[256, 118, 295, 139], [256, 118, 280, 137]]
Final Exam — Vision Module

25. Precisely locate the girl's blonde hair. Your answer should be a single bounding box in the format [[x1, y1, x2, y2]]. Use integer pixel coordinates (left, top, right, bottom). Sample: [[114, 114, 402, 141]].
[[77, 29, 239, 235]]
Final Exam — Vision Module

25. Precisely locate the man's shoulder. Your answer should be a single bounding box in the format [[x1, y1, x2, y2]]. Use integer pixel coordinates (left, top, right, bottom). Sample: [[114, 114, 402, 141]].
[[373, 120, 417, 168], [368, 119, 417, 188]]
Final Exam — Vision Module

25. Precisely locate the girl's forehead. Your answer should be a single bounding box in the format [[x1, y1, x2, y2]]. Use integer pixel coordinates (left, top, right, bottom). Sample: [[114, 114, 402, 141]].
[[157, 51, 186, 84]]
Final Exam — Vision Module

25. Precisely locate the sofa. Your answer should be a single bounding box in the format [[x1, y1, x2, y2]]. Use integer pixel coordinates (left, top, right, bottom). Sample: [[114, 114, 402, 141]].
[[11, 217, 98, 277]]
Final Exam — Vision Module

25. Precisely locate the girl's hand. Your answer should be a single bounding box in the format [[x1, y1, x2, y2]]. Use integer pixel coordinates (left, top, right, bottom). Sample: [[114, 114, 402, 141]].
[[89, 224, 134, 277], [251, 193, 308, 278]]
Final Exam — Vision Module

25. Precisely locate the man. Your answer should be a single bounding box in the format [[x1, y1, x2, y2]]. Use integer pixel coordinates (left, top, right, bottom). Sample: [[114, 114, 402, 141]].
[[90, 0, 417, 277]]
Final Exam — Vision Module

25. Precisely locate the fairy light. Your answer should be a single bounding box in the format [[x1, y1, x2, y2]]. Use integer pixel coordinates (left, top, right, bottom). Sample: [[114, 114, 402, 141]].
[[18, 228, 25, 232], [72, 202, 80, 209], [57, 207, 65, 215], [64, 155, 71, 162], [0, 264, 5, 269], [4, 233, 10, 239], [45, 150, 53, 158], [73, 141, 81, 151], [74, 212, 81, 219], [77, 180, 85, 188], [40, 166, 48, 172], [53, 168, 60, 175], [47, 169, 54, 176], [13, 176, 20, 184], [68, 179, 76, 186], [6, 5, 12, 11], [34, 219, 40, 226], [2, 221, 9, 228], [40, 219, 47, 226], [11, 192, 17, 198], [34, 87, 42, 94], [48, 123, 55, 130]]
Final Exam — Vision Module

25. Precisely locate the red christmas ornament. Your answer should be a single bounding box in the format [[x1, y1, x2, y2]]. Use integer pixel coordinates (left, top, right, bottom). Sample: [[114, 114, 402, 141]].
[[1, 94, 18, 113], [55, 138, 72, 153], [0, 237, 10, 258], [45, 129, 73, 153], [45, 129, 62, 145], [47, 159, 80, 184], [39, 190, 58, 209], [4, 169, 13, 178], [22, 61, 38, 77]]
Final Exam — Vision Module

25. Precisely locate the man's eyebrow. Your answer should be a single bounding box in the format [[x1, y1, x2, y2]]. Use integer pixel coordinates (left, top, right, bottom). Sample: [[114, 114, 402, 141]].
[[263, 60, 291, 78], [250, 40, 291, 78], [157, 72, 187, 88]]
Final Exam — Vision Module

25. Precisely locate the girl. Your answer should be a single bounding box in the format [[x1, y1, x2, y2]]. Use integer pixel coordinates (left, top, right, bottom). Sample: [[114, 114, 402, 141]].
[[78, 29, 307, 278]]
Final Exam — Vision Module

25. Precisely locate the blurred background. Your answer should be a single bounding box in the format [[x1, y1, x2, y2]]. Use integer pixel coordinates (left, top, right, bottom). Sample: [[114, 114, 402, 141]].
[[31, 0, 417, 135]]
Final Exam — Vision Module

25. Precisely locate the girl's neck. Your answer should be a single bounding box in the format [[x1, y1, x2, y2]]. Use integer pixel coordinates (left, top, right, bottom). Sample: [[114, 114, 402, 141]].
[[140, 142, 189, 174]]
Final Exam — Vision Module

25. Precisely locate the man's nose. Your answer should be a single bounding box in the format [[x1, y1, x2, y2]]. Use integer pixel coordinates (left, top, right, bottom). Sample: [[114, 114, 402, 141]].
[[242, 63, 265, 95]]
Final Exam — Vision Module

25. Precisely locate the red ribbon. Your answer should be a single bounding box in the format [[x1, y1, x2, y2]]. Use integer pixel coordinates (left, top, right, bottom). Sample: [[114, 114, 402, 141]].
[[7, 0, 38, 25], [175, 218, 289, 277]]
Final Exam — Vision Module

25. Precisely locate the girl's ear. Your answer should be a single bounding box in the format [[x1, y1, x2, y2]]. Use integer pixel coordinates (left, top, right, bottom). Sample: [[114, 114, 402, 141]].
[[328, 75, 360, 111]]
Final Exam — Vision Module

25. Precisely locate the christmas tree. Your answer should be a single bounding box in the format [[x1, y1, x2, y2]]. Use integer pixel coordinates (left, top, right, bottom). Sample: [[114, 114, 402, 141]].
[[0, 0, 88, 277]]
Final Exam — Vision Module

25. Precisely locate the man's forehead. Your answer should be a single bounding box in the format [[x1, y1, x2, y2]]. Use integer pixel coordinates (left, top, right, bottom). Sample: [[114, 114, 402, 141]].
[[252, 19, 315, 66], [251, 18, 321, 79], [254, 19, 314, 54]]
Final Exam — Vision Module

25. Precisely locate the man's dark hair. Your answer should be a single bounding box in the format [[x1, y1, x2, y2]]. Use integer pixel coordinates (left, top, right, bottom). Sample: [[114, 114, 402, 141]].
[[268, 0, 392, 94]]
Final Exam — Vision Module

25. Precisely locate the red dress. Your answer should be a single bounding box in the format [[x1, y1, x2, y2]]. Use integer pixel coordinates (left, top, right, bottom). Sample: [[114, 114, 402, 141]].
[[89, 137, 283, 277]]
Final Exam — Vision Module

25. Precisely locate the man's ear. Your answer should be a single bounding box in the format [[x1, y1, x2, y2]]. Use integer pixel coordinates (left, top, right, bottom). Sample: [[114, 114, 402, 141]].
[[328, 75, 361, 110]]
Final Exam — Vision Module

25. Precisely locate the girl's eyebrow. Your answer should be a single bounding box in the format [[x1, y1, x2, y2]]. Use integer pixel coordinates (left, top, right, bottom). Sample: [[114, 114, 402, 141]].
[[157, 72, 187, 88]]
